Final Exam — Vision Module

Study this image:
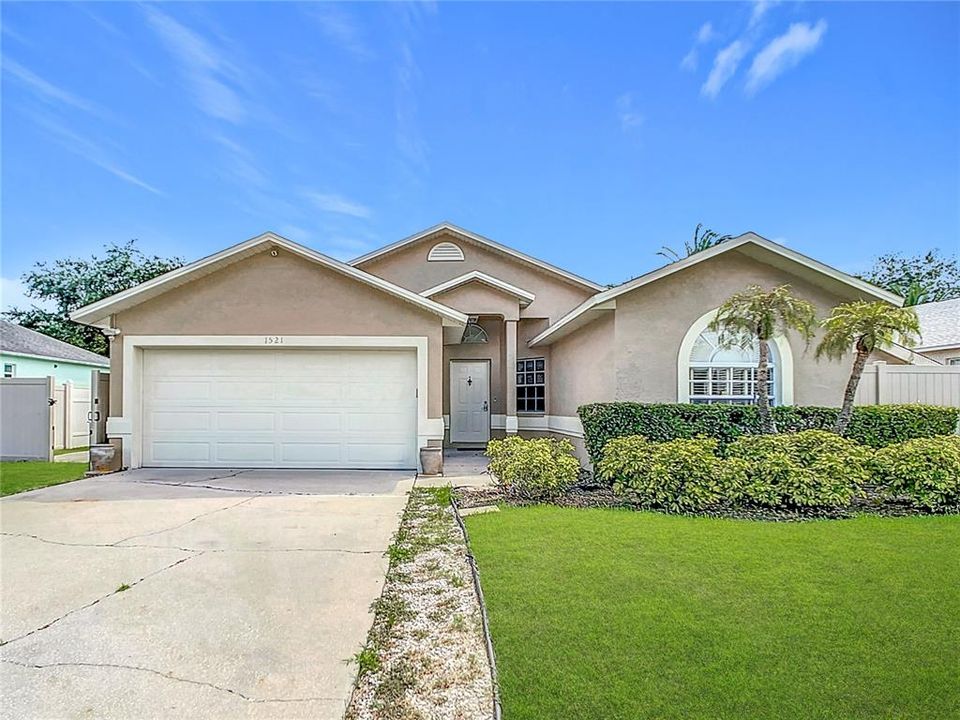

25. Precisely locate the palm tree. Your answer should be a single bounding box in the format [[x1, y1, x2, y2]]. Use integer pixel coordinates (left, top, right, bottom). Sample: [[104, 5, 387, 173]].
[[891, 279, 934, 307], [658, 224, 734, 263], [816, 301, 921, 435], [709, 285, 817, 434]]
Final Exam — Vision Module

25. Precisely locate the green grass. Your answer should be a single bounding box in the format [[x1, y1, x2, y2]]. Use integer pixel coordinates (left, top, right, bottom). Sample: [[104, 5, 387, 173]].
[[0, 461, 87, 496], [466, 506, 960, 720], [54, 445, 89, 456]]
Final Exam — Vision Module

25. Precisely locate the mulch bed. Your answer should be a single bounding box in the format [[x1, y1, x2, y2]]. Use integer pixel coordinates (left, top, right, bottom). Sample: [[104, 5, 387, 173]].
[[455, 481, 960, 522]]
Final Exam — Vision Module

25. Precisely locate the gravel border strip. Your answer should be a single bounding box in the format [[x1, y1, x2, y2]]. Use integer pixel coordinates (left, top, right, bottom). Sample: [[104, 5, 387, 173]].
[[450, 494, 502, 720]]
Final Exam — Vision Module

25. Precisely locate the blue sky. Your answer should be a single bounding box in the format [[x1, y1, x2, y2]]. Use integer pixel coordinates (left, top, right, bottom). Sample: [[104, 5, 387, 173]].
[[2, 1, 958, 309]]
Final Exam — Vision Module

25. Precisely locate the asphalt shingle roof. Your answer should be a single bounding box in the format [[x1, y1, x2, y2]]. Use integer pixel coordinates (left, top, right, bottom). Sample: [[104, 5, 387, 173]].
[[0, 320, 109, 366], [913, 298, 960, 350]]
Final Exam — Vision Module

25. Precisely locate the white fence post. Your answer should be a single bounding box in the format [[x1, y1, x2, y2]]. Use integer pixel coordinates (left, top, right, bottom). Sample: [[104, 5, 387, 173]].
[[875, 361, 887, 405]]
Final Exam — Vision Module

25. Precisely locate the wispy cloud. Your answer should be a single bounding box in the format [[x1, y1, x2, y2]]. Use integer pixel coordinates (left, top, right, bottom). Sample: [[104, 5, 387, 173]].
[[680, 22, 716, 72], [3, 58, 110, 118], [30, 113, 164, 195], [303, 192, 372, 219], [616, 93, 644, 132], [701, 40, 749, 99], [395, 42, 428, 170], [746, 20, 828, 94], [307, 5, 373, 59], [143, 7, 247, 123], [211, 135, 267, 187], [748, 0, 778, 29]]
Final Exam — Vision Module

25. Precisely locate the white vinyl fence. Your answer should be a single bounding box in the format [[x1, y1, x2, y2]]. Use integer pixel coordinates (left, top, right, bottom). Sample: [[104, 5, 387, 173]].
[[52, 382, 92, 450], [855, 362, 960, 407]]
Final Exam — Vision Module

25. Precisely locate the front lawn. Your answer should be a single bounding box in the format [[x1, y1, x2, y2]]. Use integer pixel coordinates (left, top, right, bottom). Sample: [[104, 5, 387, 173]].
[[0, 462, 87, 496], [466, 507, 960, 720]]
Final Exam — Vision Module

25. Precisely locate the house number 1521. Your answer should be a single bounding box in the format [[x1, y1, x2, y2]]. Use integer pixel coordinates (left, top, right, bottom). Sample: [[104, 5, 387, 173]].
[[264, 336, 283, 344]]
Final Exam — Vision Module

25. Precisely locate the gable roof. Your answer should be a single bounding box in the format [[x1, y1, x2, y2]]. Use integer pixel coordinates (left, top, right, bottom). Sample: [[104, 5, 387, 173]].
[[420, 271, 536, 307], [0, 320, 109, 366], [350, 222, 605, 292], [530, 232, 904, 347], [913, 298, 960, 350], [70, 232, 469, 329]]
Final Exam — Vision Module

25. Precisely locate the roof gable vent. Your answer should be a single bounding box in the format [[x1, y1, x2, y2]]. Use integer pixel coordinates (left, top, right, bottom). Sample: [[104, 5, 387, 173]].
[[427, 241, 465, 262]]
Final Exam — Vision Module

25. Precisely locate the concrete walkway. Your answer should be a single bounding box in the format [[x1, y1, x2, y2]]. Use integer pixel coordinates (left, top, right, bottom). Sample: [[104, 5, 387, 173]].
[[0, 468, 413, 720]]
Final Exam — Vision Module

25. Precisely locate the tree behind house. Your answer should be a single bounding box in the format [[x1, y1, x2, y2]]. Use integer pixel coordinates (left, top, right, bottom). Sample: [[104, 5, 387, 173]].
[[816, 301, 921, 435], [859, 249, 960, 304], [3, 240, 184, 356], [709, 285, 817, 434], [657, 223, 733, 263]]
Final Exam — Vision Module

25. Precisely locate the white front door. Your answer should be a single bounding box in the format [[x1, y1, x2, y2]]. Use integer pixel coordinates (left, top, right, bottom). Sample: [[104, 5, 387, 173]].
[[140, 347, 418, 469], [450, 361, 490, 444]]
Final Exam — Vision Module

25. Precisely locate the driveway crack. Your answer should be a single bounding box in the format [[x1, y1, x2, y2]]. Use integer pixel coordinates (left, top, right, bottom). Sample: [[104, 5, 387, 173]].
[[0, 553, 202, 647], [0, 659, 339, 704], [114, 496, 255, 545]]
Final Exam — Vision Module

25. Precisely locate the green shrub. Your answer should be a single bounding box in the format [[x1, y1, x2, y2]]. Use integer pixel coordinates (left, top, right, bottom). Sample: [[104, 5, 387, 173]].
[[578, 402, 959, 464], [485, 436, 580, 499], [872, 436, 960, 510], [725, 430, 873, 508], [598, 436, 741, 511]]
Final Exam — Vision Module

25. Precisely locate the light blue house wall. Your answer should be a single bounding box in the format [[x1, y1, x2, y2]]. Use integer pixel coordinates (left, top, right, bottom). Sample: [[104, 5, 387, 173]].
[[1, 353, 107, 387]]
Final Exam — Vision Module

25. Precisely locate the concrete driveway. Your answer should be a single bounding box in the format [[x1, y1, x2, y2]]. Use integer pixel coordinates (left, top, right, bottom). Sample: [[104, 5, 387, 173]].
[[0, 468, 413, 720]]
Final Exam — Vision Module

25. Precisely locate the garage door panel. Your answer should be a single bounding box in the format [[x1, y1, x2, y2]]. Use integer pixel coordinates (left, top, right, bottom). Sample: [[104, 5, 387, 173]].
[[280, 412, 341, 432], [280, 443, 343, 463], [217, 412, 275, 432], [142, 348, 417, 469], [215, 442, 276, 463]]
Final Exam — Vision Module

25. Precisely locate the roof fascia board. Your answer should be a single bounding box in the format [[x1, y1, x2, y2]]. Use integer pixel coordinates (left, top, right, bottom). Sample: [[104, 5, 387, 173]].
[[350, 222, 605, 292], [0, 350, 109, 367], [421, 271, 536, 305], [71, 232, 468, 328], [530, 233, 903, 346]]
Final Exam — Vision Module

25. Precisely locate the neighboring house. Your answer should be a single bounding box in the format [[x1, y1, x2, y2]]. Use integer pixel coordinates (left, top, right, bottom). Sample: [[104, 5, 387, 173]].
[[0, 319, 109, 386], [913, 298, 960, 365], [70, 223, 917, 471]]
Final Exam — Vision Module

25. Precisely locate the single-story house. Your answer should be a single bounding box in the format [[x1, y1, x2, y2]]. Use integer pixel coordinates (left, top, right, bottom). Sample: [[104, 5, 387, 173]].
[[913, 298, 960, 365], [0, 319, 109, 387], [70, 223, 923, 470]]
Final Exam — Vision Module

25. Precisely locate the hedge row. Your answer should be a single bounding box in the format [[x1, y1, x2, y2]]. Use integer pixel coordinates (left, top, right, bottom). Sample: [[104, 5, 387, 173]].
[[596, 432, 960, 511], [578, 403, 960, 465]]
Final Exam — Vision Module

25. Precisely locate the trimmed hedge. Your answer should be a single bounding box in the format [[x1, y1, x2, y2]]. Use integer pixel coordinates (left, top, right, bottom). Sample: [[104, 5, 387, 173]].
[[725, 430, 873, 508], [486, 436, 580, 500], [872, 436, 960, 510], [578, 403, 960, 464], [598, 436, 739, 511]]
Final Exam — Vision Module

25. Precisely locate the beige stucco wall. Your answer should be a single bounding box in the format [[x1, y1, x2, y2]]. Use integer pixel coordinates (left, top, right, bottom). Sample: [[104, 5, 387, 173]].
[[432, 282, 520, 321], [612, 248, 877, 407], [109, 248, 446, 417], [356, 230, 595, 323], [548, 311, 615, 416]]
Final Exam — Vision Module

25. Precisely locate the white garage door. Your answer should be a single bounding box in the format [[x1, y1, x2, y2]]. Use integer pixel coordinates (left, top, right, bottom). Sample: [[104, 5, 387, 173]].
[[141, 348, 418, 469]]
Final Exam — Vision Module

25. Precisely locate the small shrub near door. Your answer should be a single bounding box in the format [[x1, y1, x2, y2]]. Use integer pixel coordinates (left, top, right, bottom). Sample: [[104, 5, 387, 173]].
[[725, 430, 873, 508], [872, 436, 960, 510], [485, 436, 580, 500], [597, 436, 742, 512]]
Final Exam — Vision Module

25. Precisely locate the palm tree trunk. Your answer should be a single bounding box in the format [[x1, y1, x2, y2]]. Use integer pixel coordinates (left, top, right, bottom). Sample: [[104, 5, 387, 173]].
[[836, 342, 870, 436], [756, 339, 777, 434]]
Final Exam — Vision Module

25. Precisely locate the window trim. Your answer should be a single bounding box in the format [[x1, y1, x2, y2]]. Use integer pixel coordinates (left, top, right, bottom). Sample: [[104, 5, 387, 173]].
[[677, 308, 793, 404], [516, 356, 546, 415], [2, 363, 15, 378]]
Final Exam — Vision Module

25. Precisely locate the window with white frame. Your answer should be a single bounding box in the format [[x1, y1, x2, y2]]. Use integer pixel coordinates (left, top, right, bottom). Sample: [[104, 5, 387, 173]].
[[3, 363, 15, 378], [688, 330, 777, 404], [516, 358, 545, 413], [948, 357, 960, 366]]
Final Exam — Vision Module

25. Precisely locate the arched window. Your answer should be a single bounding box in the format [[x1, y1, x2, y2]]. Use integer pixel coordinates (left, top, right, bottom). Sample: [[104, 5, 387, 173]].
[[427, 241, 465, 262], [677, 309, 794, 405], [461, 321, 489, 344], [688, 330, 778, 404]]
